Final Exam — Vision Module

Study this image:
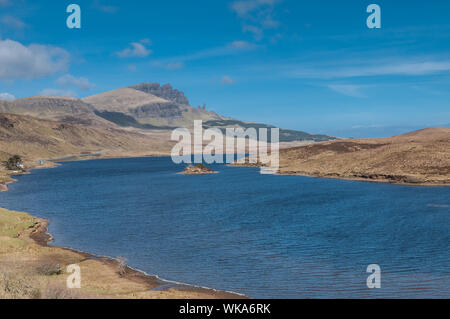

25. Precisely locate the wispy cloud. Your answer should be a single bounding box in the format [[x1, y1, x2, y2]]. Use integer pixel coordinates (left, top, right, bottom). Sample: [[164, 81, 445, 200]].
[[153, 61, 185, 70], [1, 15, 26, 30], [229, 40, 257, 50], [0, 92, 15, 101], [221, 75, 235, 85], [178, 41, 257, 61], [0, 39, 69, 80], [116, 40, 152, 58], [127, 64, 137, 72], [231, 0, 281, 40], [57, 74, 95, 91], [151, 41, 257, 69], [289, 58, 450, 79], [0, 0, 12, 7], [92, 0, 118, 14], [328, 84, 366, 97]]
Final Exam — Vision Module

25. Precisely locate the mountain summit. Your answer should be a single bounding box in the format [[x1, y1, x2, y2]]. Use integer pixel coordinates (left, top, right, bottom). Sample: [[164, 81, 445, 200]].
[[82, 83, 227, 128], [130, 83, 190, 105]]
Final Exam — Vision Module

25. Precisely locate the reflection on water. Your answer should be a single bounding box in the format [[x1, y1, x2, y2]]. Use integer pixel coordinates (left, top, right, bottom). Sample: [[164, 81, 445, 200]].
[[0, 157, 449, 298]]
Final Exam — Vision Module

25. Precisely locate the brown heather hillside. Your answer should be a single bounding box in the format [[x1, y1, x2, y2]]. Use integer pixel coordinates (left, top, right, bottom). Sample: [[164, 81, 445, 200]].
[[0, 96, 111, 127], [0, 112, 174, 187], [278, 127, 450, 185]]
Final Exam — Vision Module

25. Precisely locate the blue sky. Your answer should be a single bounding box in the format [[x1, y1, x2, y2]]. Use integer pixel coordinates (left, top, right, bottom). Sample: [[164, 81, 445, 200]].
[[0, 0, 450, 137]]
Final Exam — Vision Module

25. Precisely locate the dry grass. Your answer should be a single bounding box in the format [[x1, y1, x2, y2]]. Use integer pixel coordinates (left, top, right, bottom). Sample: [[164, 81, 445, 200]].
[[279, 127, 450, 185], [0, 208, 242, 299]]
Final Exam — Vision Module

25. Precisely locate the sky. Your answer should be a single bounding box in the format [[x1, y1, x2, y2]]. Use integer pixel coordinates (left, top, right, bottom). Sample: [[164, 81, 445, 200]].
[[0, 0, 450, 137]]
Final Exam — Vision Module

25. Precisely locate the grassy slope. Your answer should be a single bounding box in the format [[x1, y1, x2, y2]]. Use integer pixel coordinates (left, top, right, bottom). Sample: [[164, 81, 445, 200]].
[[278, 127, 450, 185], [0, 208, 239, 299]]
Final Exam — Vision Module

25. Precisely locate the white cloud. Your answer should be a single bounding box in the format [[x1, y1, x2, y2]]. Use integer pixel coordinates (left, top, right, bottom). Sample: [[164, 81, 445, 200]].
[[1, 15, 26, 30], [0, 39, 69, 80], [116, 41, 152, 58], [39, 88, 77, 98], [0, 92, 15, 101], [221, 76, 235, 85], [328, 84, 365, 97], [56, 74, 95, 91], [152, 41, 257, 68]]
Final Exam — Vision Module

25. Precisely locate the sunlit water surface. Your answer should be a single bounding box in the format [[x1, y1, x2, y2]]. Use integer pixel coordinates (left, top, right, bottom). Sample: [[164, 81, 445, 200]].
[[1, 157, 449, 298]]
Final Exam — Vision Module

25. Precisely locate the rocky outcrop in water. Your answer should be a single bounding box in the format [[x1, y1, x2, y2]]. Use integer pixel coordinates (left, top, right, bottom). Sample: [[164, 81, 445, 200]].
[[180, 164, 217, 175]]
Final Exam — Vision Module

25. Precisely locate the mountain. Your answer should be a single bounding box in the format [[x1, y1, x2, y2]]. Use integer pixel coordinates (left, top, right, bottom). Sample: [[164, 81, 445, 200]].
[[83, 83, 228, 128], [81, 83, 335, 142], [130, 83, 190, 105], [0, 82, 336, 161], [278, 127, 450, 185]]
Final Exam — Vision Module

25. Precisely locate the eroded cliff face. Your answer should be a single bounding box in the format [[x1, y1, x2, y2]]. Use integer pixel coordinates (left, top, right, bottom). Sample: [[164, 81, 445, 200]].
[[130, 102, 184, 119], [130, 83, 190, 106]]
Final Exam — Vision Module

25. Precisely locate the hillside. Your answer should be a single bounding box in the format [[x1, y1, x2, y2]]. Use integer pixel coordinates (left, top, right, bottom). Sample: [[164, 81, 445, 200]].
[[0, 96, 112, 127], [278, 127, 450, 185], [0, 81, 337, 189], [203, 119, 334, 142], [0, 113, 173, 188]]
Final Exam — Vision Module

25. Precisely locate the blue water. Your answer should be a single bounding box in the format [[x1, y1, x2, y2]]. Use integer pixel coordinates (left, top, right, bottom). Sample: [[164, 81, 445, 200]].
[[1, 157, 449, 298]]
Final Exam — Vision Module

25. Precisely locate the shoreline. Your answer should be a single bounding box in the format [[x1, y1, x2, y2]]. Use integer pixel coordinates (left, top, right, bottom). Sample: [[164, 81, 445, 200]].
[[1, 151, 171, 192], [228, 163, 450, 187], [0, 152, 247, 299], [28, 216, 246, 299], [277, 171, 450, 187]]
